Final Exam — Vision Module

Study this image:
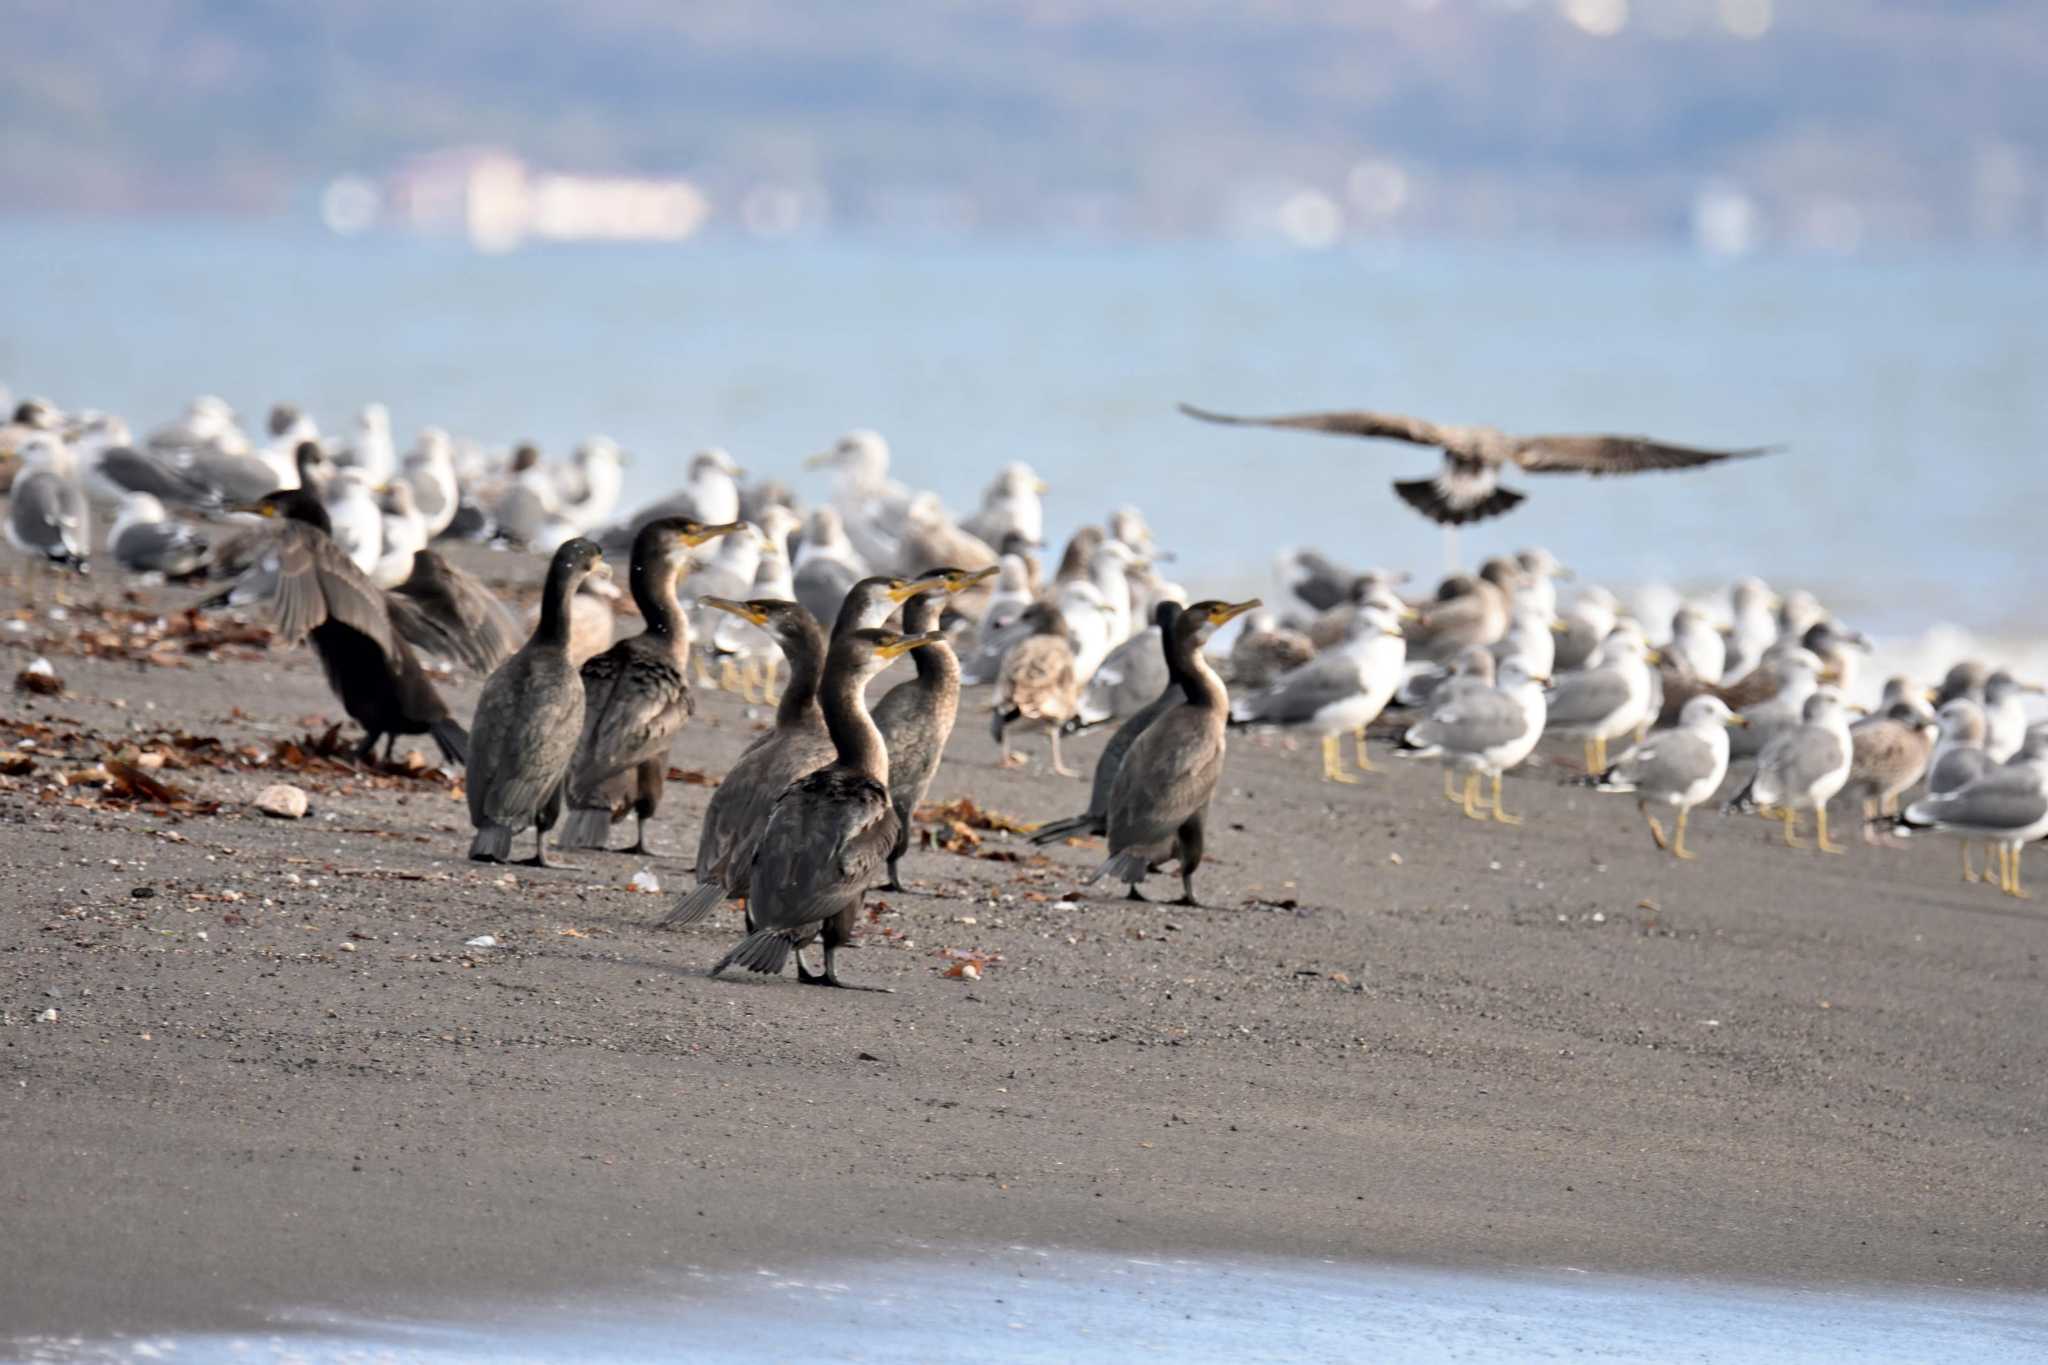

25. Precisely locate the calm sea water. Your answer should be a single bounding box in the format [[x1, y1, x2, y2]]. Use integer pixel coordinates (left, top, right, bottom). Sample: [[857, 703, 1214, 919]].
[[14, 1250, 2048, 1362], [6, 221, 2044, 635]]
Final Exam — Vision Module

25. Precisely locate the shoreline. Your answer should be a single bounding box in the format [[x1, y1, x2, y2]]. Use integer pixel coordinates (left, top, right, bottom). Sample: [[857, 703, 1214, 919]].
[[3, 553, 2045, 1338]]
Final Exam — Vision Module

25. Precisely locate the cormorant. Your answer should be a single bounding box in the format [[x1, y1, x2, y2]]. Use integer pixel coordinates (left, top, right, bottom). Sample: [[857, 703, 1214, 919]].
[[711, 627, 943, 989], [1084, 598, 1259, 906], [466, 538, 608, 864], [231, 489, 468, 764], [872, 564, 999, 890], [662, 575, 945, 929], [1031, 601, 1184, 846], [556, 517, 741, 853]]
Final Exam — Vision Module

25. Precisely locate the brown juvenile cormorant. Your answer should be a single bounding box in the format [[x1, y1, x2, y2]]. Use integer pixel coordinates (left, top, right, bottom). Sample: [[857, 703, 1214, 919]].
[[1085, 598, 1259, 906], [466, 538, 607, 864], [710, 627, 942, 988], [231, 489, 467, 764], [557, 517, 741, 853]]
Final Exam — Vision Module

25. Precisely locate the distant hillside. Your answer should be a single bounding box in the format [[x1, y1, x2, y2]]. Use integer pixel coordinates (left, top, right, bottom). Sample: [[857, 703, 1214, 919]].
[[6, 1, 2043, 245]]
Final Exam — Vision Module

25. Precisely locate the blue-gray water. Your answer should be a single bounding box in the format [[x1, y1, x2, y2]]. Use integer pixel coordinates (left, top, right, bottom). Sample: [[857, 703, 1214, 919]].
[[13, 1250, 2048, 1363], [6, 222, 2045, 632]]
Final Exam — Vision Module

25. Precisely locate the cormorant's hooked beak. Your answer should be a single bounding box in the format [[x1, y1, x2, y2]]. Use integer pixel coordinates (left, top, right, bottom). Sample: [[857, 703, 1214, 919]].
[[684, 520, 744, 547], [878, 630, 946, 660], [700, 596, 770, 626], [887, 577, 947, 603], [1208, 598, 1261, 629], [941, 565, 1000, 594]]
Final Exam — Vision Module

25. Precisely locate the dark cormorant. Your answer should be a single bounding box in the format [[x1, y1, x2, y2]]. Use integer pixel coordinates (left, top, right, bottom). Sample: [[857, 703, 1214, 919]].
[[871, 564, 999, 890], [1030, 601, 1183, 846], [710, 627, 942, 988], [232, 489, 467, 764], [1085, 598, 1259, 906], [466, 538, 608, 864], [384, 548, 523, 674], [556, 517, 741, 853], [661, 575, 945, 929]]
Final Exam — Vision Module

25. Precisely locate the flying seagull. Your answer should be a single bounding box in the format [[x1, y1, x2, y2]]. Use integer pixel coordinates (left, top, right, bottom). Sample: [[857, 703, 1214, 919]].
[[1178, 402, 1778, 526]]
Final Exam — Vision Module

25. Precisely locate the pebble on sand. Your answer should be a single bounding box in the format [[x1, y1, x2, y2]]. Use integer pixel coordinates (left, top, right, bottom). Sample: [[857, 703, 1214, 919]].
[[254, 783, 310, 819]]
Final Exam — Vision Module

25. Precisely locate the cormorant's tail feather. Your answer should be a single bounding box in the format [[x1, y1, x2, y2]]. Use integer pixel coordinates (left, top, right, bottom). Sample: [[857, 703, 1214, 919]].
[[469, 825, 514, 862], [1029, 812, 1102, 846], [712, 928, 795, 977], [432, 718, 469, 767], [557, 806, 613, 851], [1085, 849, 1153, 887], [661, 880, 727, 930], [1392, 478, 1525, 526]]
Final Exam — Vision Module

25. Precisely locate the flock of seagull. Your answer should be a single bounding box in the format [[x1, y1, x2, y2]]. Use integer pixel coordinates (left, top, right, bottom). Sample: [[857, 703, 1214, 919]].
[[4, 390, 2046, 993]]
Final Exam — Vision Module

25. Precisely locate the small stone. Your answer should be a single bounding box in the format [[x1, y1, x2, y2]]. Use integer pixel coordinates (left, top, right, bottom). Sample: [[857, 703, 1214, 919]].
[[627, 869, 661, 894], [1387, 852, 1403, 866], [339, 942, 356, 952], [15, 657, 62, 696], [1591, 911, 1606, 924], [465, 934, 498, 949], [130, 886, 156, 900], [254, 784, 309, 819], [37, 1008, 57, 1023]]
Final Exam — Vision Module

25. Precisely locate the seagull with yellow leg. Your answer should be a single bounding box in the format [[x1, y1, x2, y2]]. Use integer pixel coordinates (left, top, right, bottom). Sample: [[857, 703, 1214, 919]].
[[1898, 729, 2048, 900], [1725, 689, 1855, 854], [1397, 659, 1548, 825], [1229, 599, 1408, 783], [1593, 696, 1743, 860]]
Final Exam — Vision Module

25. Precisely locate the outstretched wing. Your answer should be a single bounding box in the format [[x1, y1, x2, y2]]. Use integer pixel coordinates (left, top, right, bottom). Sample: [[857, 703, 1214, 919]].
[[1179, 403, 1447, 448], [1513, 434, 1779, 476], [269, 523, 399, 653]]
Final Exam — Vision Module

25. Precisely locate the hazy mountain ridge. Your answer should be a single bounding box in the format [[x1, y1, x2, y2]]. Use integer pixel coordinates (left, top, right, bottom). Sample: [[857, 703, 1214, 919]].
[[6, 1, 2043, 243]]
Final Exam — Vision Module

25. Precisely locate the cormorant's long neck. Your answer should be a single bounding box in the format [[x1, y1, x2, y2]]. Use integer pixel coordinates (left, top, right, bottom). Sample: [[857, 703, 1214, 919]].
[[535, 564, 579, 648], [775, 619, 828, 731], [902, 596, 958, 700], [1172, 630, 1227, 711], [632, 554, 686, 645], [822, 664, 888, 783]]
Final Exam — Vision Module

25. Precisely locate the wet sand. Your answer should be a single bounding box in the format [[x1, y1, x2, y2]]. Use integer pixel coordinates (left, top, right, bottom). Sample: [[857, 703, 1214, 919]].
[[1, 555, 2044, 1338]]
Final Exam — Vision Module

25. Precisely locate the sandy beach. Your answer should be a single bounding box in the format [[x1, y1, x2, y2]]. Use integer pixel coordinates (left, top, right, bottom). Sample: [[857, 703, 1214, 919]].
[[1, 550, 2045, 1340]]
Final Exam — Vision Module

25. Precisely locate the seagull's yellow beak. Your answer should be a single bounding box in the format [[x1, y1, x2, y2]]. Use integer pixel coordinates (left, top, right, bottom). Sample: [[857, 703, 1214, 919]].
[[1400, 607, 1423, 623], [1549, 621, 1570, 635], [879, 630, 946, 659], [1645, 649, 1663, 665], [700, 596, 769, 626], [1923, 687, 1941, 703], [684, 521, 744, 547], [1033, 478, 1050, 494], [1726, 713, 1750, 727], [803, 449, 837, 470]]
